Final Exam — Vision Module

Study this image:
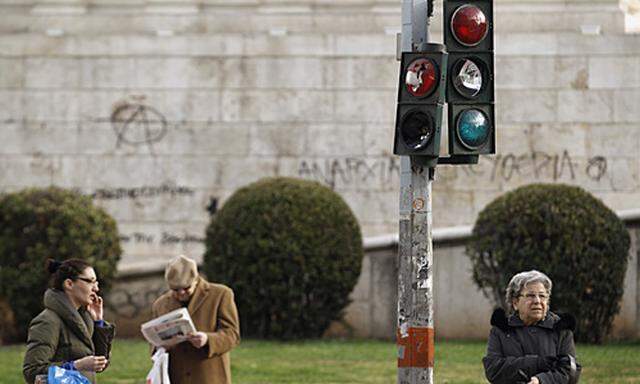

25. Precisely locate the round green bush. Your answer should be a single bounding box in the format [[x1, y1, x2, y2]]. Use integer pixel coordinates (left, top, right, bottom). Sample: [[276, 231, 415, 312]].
[[204, 177, 363, 339], [0, 187, 122, 343], [467, 183, 630, 343]]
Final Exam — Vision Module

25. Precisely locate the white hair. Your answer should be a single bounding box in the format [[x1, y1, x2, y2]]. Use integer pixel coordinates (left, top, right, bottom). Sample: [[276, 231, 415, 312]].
[[505, 270, 552, 313]]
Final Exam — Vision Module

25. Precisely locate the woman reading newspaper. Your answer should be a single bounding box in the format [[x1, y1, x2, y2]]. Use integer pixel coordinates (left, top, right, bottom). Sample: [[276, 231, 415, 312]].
[[23, 259, 115, 384]]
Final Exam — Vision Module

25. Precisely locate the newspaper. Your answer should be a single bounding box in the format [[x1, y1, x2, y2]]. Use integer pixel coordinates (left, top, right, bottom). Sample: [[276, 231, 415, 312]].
[[141, 307, 197, 348]]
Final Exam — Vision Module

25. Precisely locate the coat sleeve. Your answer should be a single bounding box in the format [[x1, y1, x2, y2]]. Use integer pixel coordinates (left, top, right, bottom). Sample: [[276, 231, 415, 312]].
[[534, 330, 578, 384], [206, 288, 240, 358], [148, 301, 160, 356], [483, 327, 550, 384], [92, 320, 115, 363], [23, 314, 64, 384]]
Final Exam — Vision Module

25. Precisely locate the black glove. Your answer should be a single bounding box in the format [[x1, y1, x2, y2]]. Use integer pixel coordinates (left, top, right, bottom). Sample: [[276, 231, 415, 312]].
[[555, 355, 572, 368], [537, 355, 557, 372], [516, 369, 530, 384]]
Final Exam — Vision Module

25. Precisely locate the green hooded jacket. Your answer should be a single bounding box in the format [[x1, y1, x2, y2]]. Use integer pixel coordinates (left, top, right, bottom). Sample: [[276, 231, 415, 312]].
[[22, 289, 115, 384]]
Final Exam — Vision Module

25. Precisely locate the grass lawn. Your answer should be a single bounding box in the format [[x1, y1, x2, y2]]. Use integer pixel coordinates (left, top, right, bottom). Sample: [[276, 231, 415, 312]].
[[1, 339, 639, 383]]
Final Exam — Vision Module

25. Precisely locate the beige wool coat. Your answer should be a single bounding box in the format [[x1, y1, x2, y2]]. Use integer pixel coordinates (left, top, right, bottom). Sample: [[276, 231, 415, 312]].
[[151, 277, 240, 384]]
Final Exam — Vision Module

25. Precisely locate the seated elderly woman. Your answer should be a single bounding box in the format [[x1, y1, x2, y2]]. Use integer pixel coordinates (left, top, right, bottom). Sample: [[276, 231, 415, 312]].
[[483, 270, 581, 384]]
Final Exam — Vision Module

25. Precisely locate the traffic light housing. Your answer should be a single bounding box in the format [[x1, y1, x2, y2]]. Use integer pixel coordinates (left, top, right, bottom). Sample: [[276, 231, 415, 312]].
[[393, 44, 448, 167], [444, 0, 495, 155]]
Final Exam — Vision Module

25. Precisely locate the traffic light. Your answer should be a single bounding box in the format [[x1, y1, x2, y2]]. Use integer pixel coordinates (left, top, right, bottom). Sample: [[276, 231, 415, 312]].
[[444, 0, 495, 155], [393, 44, 448, 167]]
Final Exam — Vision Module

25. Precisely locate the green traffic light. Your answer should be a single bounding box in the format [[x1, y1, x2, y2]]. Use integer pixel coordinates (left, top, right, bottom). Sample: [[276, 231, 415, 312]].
[[456, 109, 490, 149]]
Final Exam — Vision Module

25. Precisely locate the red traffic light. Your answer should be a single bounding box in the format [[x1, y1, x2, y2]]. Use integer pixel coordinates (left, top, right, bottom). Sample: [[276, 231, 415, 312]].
[[394, 48, 447, 164], [405, 58, 438, 98], [451, 5, 488, 46]]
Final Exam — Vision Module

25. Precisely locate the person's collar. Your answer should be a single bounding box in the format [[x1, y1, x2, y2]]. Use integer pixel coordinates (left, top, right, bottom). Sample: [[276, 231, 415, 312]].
[[43, 288, 94, 348], [507, 312, 555, 329], [187, 277, 209, 315], [491, 307, 559, 331]]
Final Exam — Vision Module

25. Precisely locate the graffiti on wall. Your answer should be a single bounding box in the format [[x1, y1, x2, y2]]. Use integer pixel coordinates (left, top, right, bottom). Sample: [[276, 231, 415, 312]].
[[88, 184, 195, 200], [484, 151, 606, 182], [111, 100, 168, 152], [299, 151, 610, 189], [298, 157, 400, 190], [441, 150, 608, 184], [119, 231, 205, 245]]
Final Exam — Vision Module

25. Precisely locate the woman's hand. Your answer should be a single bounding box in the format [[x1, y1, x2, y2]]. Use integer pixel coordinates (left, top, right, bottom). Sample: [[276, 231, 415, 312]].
[[87, 294, 103, 321], [74, 355, 108, 372], [527, 377, 540, 384]]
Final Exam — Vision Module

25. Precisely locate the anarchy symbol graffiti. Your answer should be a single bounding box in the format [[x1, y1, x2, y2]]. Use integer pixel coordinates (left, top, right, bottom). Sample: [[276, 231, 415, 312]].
[[111, 103, 168, 151]]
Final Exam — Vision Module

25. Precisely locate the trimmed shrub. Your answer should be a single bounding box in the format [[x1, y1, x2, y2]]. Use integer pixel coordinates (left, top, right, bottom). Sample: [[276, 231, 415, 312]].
[[204, 177, 363, 339], [0, 187, 121, 343], [0, 297, 17, 344], [467, 183, 630, 343]]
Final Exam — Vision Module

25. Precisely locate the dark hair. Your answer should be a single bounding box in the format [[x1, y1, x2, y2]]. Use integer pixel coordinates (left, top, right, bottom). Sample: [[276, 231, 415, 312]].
[[46, 258, 92, 290]]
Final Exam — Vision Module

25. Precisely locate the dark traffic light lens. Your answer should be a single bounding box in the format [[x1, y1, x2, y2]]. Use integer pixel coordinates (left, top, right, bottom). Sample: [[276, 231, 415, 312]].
[[451, 5, 488, 46], [456, 109, 490, 149], [401, 110, 435, 149], [405, 58, 438, 97], [452, 58, 485, 99]]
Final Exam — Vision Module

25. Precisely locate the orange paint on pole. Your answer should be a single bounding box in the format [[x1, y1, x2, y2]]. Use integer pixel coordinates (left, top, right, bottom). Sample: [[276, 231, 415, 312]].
[[397, 327, 435, 368]]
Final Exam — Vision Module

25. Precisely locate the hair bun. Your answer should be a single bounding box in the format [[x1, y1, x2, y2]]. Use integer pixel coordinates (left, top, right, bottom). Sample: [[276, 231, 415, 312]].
[[46, 259, 62, 274]]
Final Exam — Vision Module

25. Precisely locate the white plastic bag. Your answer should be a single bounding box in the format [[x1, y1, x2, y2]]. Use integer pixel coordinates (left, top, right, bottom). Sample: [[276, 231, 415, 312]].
[[146, 347, 170, 384]]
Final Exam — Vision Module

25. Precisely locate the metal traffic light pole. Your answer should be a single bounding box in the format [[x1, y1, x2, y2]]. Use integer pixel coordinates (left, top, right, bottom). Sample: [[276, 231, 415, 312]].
[[397, 1, 436, 384]]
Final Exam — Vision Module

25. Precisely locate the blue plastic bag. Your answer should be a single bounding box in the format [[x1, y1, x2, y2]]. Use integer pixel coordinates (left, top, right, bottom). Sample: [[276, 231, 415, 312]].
[[47, 366, 91, 384]]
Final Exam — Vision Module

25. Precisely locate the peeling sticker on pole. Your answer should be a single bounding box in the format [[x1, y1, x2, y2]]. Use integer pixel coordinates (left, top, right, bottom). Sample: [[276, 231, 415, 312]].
[[412, 197, 425, 210], [400, 321, 409, 338], [398, 345, 406, 359], [397, 327, 435, 368], [417, 259, 431, 288]]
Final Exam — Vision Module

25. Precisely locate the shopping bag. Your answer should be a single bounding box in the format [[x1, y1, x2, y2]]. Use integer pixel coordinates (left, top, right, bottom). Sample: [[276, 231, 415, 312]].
[[47, 366, 91, 384], [146, 347, 171, 384]]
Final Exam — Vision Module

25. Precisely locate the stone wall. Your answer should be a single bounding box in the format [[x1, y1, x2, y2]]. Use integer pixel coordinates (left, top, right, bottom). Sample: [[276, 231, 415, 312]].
[[1, 0, 639, 274], [105, 217, 640, 340], [345, 221, 640, 340], [2, 0, 640, 341]]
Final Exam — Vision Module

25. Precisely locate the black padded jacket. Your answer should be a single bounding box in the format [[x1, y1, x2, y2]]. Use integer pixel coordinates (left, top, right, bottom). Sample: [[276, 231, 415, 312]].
[[483, 308, 581, 384]]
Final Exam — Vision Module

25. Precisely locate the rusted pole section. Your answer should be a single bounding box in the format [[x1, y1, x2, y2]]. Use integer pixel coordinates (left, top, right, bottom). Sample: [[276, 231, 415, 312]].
[[397, 1, 435, 384]]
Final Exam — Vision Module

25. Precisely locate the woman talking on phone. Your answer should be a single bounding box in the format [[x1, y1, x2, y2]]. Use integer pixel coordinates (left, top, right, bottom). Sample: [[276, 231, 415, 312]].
[[23, 259, 115, 384]]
